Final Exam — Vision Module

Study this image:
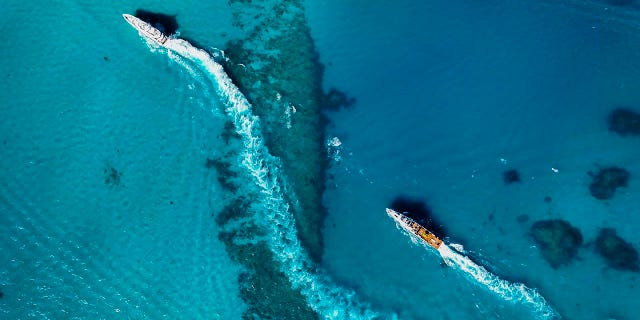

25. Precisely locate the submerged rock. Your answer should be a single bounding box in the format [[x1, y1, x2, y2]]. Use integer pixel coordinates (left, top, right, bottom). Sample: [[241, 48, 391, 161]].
[[218, 1, 335, 317], [588, 166, 630, 200], [103, 165, 122, 187], [530, 219, 583, 269], [595, 228, 639, 272], [503, 169, 521, 185], [608, 108, 640, 136]]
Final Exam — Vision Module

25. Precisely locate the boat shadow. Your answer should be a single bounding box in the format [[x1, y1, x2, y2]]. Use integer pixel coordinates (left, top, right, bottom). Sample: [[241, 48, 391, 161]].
[[389, 196, 448, 239]]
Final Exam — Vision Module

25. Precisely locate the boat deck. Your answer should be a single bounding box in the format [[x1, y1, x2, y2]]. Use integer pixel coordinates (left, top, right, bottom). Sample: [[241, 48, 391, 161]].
[[386, 208, 444, 249]]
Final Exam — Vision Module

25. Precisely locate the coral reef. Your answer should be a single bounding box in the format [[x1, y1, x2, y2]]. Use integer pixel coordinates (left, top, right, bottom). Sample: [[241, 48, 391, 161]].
[[322, 88, 356, 111], [608, 107, 640, 136], [530, 219, 583, 269], [588, 166, 630, 200], [390, 196, 448, 238], [503, 169, 521, 185], [216, 200, 318, 320], [595, 228, 639, 272], [225, 0, 331, 264]]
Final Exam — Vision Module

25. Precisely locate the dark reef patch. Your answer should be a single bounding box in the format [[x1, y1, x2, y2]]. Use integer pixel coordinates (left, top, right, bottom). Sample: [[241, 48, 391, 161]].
[[221, 121, 239, 145], [215, 198, 251, 226], [0, 291, 3, 299], [530, 219, 583, 269], [103, 165, 122, 187], [389, 196, 448, 238], [205, 156, 239, 193], [133, 9, 179, 35], [503, 169, 521, 185], [588, 166, 630, 200], [544, 196, 552, 203], [321, 88, 356, 111], [595, 228, 639, 272], [608, 107, 640, 136], [223, 2, 330, 264]]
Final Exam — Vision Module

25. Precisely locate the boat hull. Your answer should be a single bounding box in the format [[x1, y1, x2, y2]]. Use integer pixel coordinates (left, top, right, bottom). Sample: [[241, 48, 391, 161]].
[[122, 14, 169, 46], [386, 208, 443, 249]]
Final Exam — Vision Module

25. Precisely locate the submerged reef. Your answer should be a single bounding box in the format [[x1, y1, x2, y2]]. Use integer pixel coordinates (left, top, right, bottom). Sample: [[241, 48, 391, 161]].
[[211, 160, 317, 319], [588, 166, 630, 200], [212, 0, 346, 317], [390, 196, 448, 238], [133, 9, 179, 35], [225, 0, 332, 264], [322, 88, 356, 111], [503, 169, 521, 185], [608, 107, 640, 136], [216, 199, 318, 319], [530, 219, 583, 269], [595, 228, 639, 272], [205, 157, 239, 192]]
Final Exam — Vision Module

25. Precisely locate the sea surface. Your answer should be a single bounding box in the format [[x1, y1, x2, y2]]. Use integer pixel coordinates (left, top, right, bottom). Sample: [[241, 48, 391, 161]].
[[2, 0, 640, 319]]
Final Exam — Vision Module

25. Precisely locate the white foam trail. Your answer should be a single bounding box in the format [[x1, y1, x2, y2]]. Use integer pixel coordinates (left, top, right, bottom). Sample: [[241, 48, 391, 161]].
[[159, 38, 388, 319], [437, 244, 560, 319]]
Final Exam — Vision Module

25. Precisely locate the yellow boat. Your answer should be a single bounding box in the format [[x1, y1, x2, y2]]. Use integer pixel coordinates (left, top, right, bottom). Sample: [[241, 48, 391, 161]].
[[386, 208, 443, 249]]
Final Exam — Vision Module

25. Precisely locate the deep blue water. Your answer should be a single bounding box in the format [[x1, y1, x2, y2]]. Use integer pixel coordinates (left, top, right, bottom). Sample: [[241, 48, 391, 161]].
[[309, 1, 640, 319], [2, 0, 640, 319]]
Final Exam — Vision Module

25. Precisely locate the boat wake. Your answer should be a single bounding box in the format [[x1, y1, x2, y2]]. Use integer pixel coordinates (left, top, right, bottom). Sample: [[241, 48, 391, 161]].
[[151, 38, 389, 319], [437, 244, 560, 319]]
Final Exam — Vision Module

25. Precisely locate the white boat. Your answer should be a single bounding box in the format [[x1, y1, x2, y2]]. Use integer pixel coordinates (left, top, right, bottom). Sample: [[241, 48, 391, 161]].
[[122, 14, 169, 46]]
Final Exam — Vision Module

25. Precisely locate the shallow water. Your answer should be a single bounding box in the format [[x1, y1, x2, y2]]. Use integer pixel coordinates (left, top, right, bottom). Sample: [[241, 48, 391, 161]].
[[2, 0, 640, 319]]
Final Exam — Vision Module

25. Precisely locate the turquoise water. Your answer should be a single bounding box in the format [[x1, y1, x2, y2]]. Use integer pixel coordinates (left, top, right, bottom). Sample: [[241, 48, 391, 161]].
[[2, 0, 640, 319]]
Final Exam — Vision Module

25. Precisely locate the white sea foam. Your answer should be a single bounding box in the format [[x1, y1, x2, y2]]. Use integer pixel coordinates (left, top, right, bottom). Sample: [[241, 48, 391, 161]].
[[437, 244, 560, 319], [161, 38, 389, 319], [326, 137, 343, 162]]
